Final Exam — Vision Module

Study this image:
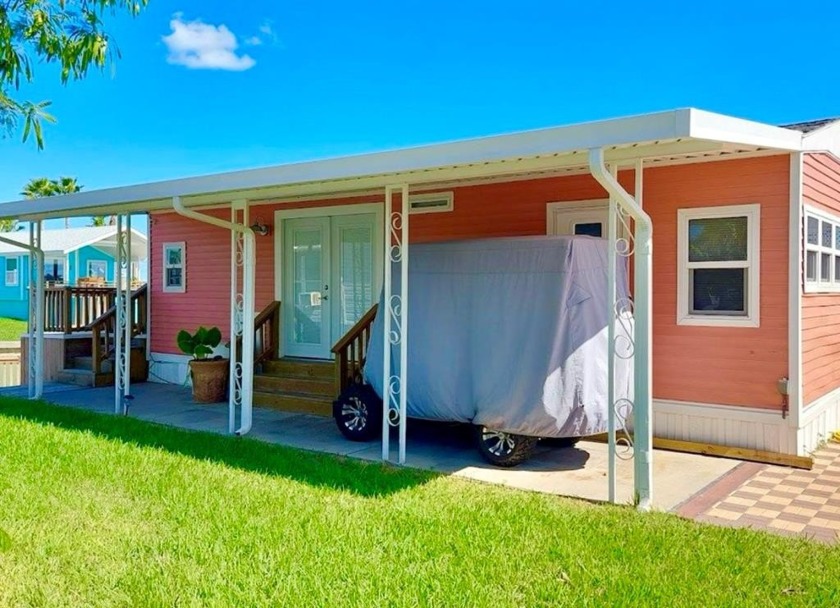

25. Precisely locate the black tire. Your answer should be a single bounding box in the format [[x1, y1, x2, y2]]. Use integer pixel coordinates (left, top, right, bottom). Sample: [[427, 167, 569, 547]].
[[474, 426, 539, 467], [333, 383, 383, 442], [542, 436, 581, 449]]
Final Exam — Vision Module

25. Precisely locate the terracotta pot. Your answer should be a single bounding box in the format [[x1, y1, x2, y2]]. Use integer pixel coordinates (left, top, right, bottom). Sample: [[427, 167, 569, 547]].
[[188, 358, 229, 403]]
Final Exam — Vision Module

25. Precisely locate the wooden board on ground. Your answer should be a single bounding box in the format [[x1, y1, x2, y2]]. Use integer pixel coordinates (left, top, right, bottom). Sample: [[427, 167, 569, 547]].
[[587, 433, 814, 470]]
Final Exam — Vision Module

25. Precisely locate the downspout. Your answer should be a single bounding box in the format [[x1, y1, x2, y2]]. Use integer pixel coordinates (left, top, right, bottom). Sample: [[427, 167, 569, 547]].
[[588, 148, 654, 512], [0, 228, 45, 399], [172, 196, 256, 435]]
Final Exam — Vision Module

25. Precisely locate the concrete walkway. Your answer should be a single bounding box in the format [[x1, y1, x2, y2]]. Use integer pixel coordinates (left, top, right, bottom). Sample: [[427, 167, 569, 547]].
[[4, 382, 738, 511]]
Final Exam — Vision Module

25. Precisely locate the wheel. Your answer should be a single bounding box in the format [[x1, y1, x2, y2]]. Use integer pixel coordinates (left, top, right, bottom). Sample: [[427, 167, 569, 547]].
[[475, 426, 539, 467], [333, 383, 383, 442]]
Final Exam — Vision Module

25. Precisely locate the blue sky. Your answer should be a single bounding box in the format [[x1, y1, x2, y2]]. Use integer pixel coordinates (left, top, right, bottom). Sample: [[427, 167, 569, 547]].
[[2, 0, 839, 229]]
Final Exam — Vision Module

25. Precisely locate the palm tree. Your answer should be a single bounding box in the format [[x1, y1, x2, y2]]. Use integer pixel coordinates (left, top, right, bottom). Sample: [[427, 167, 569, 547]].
[[51, 177, 82, 228], [20, 176, 84, 229], [10, 177, 58, 232], [90, 216, 107, 227], [20, 177, 56, 199]]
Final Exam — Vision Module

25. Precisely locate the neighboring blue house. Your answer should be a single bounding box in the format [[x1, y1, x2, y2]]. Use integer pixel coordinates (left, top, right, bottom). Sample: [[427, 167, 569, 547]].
[[0, 226, 148, 320]]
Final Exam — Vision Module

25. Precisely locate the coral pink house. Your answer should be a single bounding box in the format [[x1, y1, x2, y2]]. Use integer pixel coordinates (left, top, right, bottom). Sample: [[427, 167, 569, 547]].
[[4, 108, 840, 460]]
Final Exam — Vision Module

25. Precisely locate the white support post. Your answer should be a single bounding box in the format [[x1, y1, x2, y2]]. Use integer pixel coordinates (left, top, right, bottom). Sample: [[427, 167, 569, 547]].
[[589, 149, 653, 511], [382, 184, 410, 464], [172, 196, 256, 435], [230, 200, 255, 435], [398, 183, 410, 465], [382, 187, 393, 461], [114, 215, 127, 414], [606, 165, 617, 504], [25, 222, 44, 399], [123, 215, 132, 410]]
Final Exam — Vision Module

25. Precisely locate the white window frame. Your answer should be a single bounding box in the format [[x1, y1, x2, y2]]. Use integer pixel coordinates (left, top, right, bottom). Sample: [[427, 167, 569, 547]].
[[677, 204, 761, 328], [546, 199, 609, 236], [86, 259, 107, 280], [803, 206, 840, 293], [5, 257, 18, 287], [162, 242, 186, 293]]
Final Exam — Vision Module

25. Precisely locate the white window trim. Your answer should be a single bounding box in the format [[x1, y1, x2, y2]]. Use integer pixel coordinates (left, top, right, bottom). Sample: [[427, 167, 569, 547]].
[[546, 199, 609, 236], [162, 242, 186, 294], [803, 205, 840, 293], [677, 203, 761, 328], [5, 257, 18, 287], [86, 259, 107, 279]]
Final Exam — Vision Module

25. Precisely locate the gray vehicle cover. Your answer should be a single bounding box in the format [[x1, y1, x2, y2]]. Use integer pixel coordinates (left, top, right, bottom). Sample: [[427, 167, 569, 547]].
[[364, 235, 633, 438]]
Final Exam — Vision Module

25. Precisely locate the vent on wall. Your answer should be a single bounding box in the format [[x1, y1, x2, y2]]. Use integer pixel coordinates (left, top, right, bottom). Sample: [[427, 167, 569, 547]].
[[409, 192, 454, 214]]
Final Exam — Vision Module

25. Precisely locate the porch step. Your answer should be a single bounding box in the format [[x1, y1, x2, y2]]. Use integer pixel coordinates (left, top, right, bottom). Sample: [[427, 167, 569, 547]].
[[261, 358, 334, 380], [68, 356, 112, 373], [54, 368, 114, 388], [253, 358, 336, 416], [253, 374, 334, 397], [55, 368, 95, 387], [252, 390, 333, 416]]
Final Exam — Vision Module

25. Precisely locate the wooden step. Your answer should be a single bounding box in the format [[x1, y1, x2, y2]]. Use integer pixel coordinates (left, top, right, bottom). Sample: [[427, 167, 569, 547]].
[[69, 356, 113, 373], [253, 374, 335, 397], [261, 358, 334, 380], [55, 368, 96, 387], [252, 390, 333, 416], [55, 368, 114, 388]]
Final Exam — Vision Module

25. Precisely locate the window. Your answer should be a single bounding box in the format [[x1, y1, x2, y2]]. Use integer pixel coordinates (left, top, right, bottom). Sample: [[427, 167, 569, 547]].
[[546, 200, 609, 237], [804, 208, 840, 292], [87, 260, 107, 280], [5, 258, 17, 286], [163, 242, 185, 293], [677, 204, 760, 327], [44, 257, 64, 283]]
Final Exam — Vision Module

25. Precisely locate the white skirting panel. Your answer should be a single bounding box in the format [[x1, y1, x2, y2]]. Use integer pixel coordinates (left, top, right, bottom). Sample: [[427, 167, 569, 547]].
[[652, 399, 794, 455], [148, 353, 192, 386], [799, 386, 840, 456]]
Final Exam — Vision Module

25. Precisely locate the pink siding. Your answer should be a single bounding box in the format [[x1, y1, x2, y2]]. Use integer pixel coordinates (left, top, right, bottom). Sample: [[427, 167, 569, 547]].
[[150, 155, 790, 410], [803, 153, 840, 405]]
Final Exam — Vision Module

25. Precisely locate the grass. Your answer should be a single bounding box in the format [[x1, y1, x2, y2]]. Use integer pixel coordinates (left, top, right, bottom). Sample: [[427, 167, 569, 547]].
[[0, 317, 25, 341], [0, 399, 839, 607]]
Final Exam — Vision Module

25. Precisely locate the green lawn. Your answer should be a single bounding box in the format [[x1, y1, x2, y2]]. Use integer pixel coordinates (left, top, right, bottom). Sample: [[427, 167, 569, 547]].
[[0, 399, 838, 607], [0, 317, 26, 341]]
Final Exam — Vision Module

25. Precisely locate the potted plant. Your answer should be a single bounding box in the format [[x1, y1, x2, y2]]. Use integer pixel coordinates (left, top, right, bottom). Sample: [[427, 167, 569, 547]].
[[177, 326, 229, 403]]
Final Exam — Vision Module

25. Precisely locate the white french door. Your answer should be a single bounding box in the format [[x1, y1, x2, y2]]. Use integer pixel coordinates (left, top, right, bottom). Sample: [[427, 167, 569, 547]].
[[282, 211, 380, 359]]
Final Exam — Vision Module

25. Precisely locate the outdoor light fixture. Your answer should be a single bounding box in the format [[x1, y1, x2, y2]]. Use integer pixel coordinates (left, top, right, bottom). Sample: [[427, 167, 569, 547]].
[[250, 221, 271, 236]]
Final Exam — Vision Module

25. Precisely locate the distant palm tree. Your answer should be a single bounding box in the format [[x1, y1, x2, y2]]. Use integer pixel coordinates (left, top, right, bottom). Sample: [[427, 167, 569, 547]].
[[9, 177, 58, 232], [19, 176, 84, 229], [90, 216, 107, 227], [51, 177, 82, 228], [20, 177, 56, 199]]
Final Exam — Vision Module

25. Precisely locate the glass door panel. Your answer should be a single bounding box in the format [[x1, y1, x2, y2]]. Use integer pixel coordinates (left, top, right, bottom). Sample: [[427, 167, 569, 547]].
[[332, 215, 376, 339], [284, 217, 330, 358]]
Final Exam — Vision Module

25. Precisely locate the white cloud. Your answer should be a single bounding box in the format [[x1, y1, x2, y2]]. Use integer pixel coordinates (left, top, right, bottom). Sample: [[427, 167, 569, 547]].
[[163, 15, 255, 71], [244, 36, 263, 47]]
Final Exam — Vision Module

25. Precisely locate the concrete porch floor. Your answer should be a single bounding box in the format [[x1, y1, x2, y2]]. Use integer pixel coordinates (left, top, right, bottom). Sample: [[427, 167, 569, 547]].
[[3, 382, 739, 511]]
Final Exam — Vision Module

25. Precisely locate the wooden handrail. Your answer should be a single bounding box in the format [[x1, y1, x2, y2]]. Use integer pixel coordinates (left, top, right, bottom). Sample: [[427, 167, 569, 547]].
[[44, 285, 119, 333], [331, 303, 378, 395], [236, 300, 282, 368], [88, 285, 149, 376]]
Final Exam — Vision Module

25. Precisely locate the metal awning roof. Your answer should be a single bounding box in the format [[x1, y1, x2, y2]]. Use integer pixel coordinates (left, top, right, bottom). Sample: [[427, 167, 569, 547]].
[[0, 108, 806, 221]]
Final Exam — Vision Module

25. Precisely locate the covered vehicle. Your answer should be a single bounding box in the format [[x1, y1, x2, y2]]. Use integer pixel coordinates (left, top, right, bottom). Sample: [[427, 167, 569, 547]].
[[333, 235, 633, 466]]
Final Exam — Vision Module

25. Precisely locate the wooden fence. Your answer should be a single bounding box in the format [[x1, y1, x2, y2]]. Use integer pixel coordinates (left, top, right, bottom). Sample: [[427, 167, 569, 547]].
[[0, 341, 21, 387]]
